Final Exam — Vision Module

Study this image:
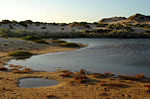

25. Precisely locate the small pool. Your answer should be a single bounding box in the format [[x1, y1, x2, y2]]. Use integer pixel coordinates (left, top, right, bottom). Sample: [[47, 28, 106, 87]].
[[19, 78, 59, 88]]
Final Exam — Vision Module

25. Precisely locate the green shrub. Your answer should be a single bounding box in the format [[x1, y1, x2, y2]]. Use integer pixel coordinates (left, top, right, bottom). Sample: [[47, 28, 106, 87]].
[[41, 27, 46, 29], [18, 21, 28, 27], [97, 23, 108, 27], [23, 36, 41, 41], [0, 28, 12, 37], [59, 23, 67, 26], [32, 39, 49, 44], [69, 22, 90, 28], [93, 29, 111, 33], [1, 20, 12, 24], [52, 40, 66, 43], [23, 20, 33, 24], [23, 36, 48, 44], [4, 44, 8, 46], [59, 42, 80, 47], [9, 41, 14, 44], [8, 50, 33, 57]]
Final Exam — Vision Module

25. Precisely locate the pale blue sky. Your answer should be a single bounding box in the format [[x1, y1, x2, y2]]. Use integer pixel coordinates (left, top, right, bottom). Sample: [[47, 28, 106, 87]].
[[0, 0, 150, 23]]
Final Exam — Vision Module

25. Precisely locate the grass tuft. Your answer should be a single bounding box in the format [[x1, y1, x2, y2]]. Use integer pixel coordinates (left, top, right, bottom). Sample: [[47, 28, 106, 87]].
[[59, 42, 80, 48], [23, 36, 48, 44], [8, 50, 33, 57], [118, 74, 145, 81], [51, 40, 66, 43], [91, 73, 107, 78], [99, 82, 129, 88], [59, 72, 73, 77], [13, 69, 31, 74], [73, 75, 88, 83]]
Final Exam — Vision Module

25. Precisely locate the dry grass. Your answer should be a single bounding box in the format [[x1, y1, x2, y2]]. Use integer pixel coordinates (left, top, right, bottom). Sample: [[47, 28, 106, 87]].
[[24, 67, 32, 71], [144, 85, 150, 89], [91, 73, 107, 78], [75, 79, 87, 83], [73, 75, 88, 83], [59, 70, 70, 73], [13, 69, 31, 74], [9, 68, 19, 71], [59, 72, 73, 77], [118, 74, 145, 81], [104, 72, 115, 77], [79, 69, 85, 74], [144, 85, 150, 93], [9, 64, 23, 68], [99, 82, 129, 88], [135, 74, 145, 79]]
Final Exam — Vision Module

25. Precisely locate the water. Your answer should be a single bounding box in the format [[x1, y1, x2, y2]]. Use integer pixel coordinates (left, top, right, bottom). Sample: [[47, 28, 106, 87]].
[[19, 78, 59, 88], [7, 39, 150, 76]]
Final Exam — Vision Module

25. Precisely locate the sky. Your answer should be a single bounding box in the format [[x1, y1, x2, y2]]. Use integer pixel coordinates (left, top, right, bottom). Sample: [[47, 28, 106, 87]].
[[0, 0, 150, 23]]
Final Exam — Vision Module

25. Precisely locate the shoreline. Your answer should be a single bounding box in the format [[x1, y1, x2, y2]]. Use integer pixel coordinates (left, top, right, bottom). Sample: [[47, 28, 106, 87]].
[[0, 69, 150, 98], [0, 39, 150, 98], [0, 46, 77, 67], [0, 38, 79, 67]]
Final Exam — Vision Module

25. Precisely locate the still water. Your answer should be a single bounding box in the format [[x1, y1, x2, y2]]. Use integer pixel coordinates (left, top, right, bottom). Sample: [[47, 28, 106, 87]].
[[19, 78, 59, 88], [7, 39, 150, 76]]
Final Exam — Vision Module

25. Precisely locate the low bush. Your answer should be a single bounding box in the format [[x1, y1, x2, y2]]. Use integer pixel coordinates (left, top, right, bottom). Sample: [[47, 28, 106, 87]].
[[1, 20, 12, 24], [4, 44, 8, 46], [73, 75, 88, 83], [23, 36, 41, 41], [99, 82, 129, 88], [59, 42, 80, 48], [13, 69, 31, 74], [0, 28, 12, 37], [59, 69, 70, 73], [144, 85, 150, 90], [59, 72, 73, 77], [32, 39, 49, 44], [41, 27, 46, 29], [18, 21, 28, 27], [118, 74, 145, 81], [104, 72, 115, 77], [135, 74, 145, 79], [51, 40, 66, 43], [91, 73, 106, 78], [10, 68, 19, 71], [23, 36, 48, 44], [9, 64, 23, 68], [79, 69, 85, 74], [97, 23, 108, 27], [8, 50, 33, 57]]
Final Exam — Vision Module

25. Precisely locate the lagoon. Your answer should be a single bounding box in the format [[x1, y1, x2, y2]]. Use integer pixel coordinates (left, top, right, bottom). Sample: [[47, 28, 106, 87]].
[[7, 39, 150, 77]]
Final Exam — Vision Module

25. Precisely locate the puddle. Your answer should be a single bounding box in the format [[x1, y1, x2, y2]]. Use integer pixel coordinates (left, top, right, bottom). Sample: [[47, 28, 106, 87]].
[[19, 78, 59, 88]]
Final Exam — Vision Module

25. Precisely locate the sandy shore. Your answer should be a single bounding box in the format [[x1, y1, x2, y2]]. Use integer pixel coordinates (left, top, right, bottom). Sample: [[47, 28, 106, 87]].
[[0, 38, 150, 99], [0, 70, 150, 99], [0, 38, 76, 67]]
